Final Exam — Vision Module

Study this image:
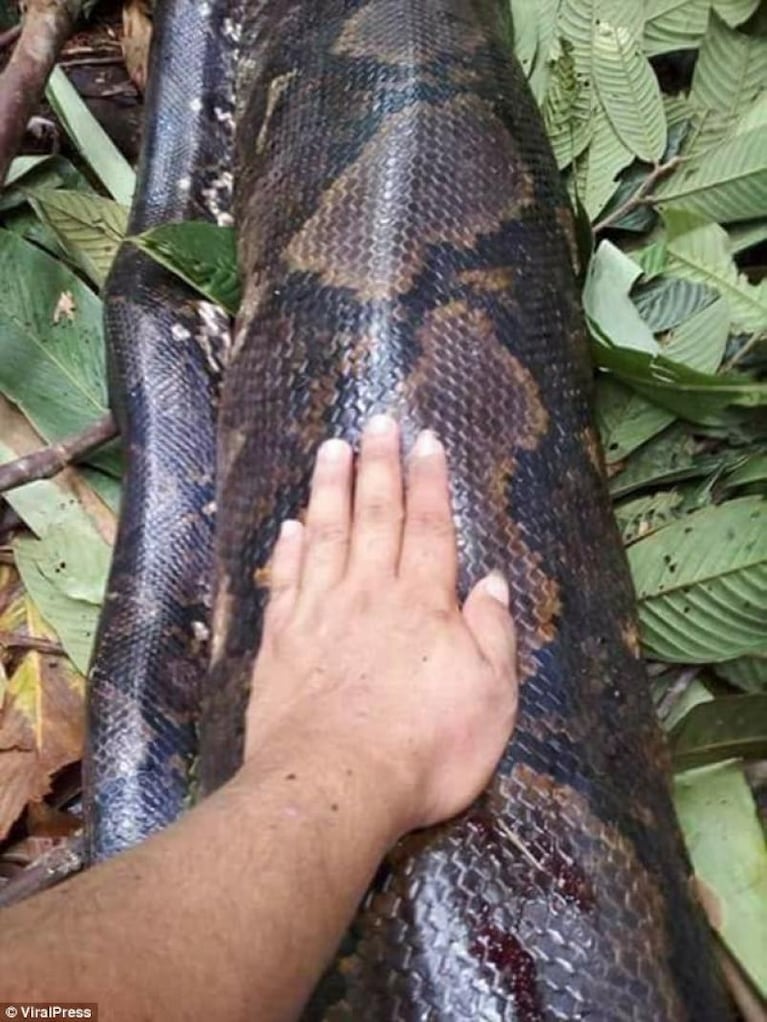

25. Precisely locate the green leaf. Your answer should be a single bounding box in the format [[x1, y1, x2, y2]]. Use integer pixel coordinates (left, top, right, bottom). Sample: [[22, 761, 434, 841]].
[[583, 241, 658, 353], [596, 377, 673, 463], [45, 67, 135, 206], [713, 652, 767, 692], [0, 155, 89, 214], [614, 489, 684, 543], [608, 426, 730, 498], [685, 12, 767, 158], [643, 0, 710, 56], [0, 409, 112, 673], [712, 0, 760, 27], [722, 453, 767, 490], [543, 42, 593, 169], [657, 128, 767, 224], [593, 19, 666, 161], [633, 275, 717, 332], [590, 311, 767, 425], [627, 496, 767, 662], [29, 189, 128, 289], [130, 222, 240, 315], [662, 210, 767, 333], [670, 694, 767, 769], [674, 758, 767, 996], [661, 297, 729, 373], [728, 217, 767, 255], [572, 106, 635, 220], [0, 230, 116, 474]]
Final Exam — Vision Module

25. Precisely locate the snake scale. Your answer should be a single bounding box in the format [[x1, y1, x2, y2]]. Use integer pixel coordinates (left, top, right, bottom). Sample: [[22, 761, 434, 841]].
[[86, 0, 730, 1018]]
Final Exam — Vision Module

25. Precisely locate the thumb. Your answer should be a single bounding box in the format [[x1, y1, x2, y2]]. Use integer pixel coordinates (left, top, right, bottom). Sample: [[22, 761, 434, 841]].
[[462, 571, 517, 677]]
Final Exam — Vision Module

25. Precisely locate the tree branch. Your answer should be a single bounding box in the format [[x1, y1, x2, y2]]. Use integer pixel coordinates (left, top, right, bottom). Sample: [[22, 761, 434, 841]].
[[594, 157, 683, 234], [0, 413, 117, 494], [0, 0, 84, 186]]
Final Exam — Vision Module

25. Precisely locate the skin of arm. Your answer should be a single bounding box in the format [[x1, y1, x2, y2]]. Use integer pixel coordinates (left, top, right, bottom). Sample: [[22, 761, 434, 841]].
[[0, 414, 518, 1021]]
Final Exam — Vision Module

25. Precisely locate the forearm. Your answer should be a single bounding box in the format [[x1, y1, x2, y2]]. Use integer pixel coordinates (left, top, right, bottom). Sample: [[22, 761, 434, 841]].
[[0, 741, 396, 1021]]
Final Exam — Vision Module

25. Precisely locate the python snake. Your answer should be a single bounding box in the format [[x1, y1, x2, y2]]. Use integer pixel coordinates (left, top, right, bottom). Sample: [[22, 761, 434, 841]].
[[86, 0, 729, 1017]]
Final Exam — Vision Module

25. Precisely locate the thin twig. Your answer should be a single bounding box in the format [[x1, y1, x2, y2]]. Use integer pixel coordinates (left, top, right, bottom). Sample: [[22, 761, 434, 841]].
[[0, 413, 117, 494], [594, 157, 683, 234], [0, 0, 84, 185], [722, 330, 767, 373], [0, 835, 83, 910], [59, 54, 123, 67], [0, 23, 21, 50], [0, 631, 66, 656]]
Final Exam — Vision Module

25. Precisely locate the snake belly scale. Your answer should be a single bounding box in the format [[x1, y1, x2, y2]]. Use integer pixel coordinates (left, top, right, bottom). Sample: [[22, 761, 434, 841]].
[[88, 0, 729, 1018]]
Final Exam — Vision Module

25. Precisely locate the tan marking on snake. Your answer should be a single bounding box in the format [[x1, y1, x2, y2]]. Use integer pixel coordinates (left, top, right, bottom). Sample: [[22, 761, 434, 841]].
[[556, 205, 581, 276], [396, 300, 558, 678], [458, 266, 517, 293], [621, 619, 642, 659], [333, 0, 486, 65], [287, 95, 536, 300], [579, 425, 603, 474]]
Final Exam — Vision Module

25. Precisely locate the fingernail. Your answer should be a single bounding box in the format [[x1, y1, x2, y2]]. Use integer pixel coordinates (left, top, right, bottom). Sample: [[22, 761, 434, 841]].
[[413, 429, 441, 457], [485, 571, 509, 607], [279, 519, 302, 539], [318, 438, 348, 462], [366, 413, 396, 435]]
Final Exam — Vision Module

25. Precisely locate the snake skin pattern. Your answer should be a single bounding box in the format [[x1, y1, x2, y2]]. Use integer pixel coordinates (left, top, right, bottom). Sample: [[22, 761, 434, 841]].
[[84, 0, 242, 860], [88, 0, 729, 1015], [200, 1, 729, 1018]]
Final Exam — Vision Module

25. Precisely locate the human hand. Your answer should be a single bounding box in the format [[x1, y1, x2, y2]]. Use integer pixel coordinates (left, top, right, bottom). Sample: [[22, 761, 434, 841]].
[[244, 414, 518, 840]]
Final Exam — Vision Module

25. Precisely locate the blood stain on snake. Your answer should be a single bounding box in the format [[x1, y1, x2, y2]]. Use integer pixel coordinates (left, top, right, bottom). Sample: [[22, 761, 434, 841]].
[[470, 911, 544, 1022]]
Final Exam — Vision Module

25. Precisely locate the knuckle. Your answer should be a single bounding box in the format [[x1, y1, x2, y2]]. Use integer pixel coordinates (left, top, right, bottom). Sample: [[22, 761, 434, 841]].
[[358, 497, 403, 525], [308, 520, 348, 546], [408, 508, 453, 537]]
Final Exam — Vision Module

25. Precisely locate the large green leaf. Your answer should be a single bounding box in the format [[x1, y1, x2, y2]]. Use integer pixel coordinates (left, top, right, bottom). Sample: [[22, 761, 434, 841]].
[[684, 12, 767, 158], [0, 230, 117, 475], [632, 275, 717, 332], [608, 426, 730, 498], [662, 210, 767, 333], [595, 378, 673, 463], [674, 758, 767, 996], [657, 128, 767, 224], [713, 652, 767, 692], [593, 19, 666, 161], [614, 489, 684, 543], [0, 405, 113, 674], [130, 222, 240, 315], [643, 0, 710, 56], [670, 694, 767, 769], [572, 105, 635, 219], [543, 43, 593, 169], [722, 453, 767, 490], [45, 67, 135, 207], [0, 155, 89, 214], [628, 496, 767, 662], [583, 241, 658, 352], [511, 0, 559, 102], [712, 0, 760, 27], [661, 297, 729, 373], [29, 189, 127, 289]]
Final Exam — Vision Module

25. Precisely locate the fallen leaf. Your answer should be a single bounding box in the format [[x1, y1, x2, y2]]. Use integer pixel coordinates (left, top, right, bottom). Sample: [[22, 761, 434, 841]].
[[121, 0, 152, 93], [0, 597, 84, 840]]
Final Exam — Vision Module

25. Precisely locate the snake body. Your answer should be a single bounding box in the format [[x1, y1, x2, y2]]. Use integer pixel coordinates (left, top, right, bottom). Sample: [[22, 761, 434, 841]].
[[88, 0, 729, 1016], [84, 0, 241, 860]]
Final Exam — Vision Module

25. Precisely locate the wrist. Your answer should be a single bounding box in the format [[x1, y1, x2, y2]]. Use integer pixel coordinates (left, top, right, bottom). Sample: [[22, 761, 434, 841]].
[[230, 728, 409, 851]]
